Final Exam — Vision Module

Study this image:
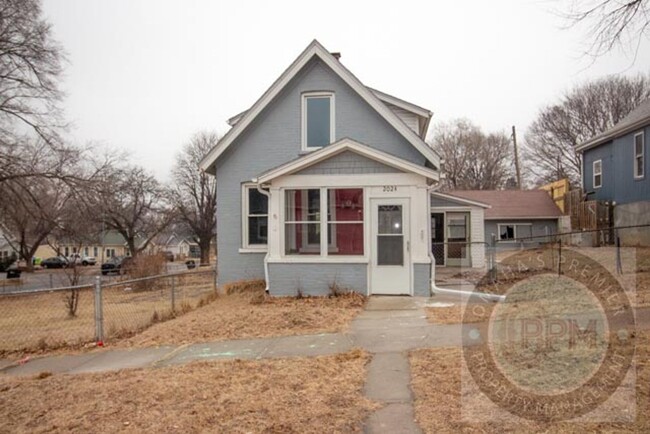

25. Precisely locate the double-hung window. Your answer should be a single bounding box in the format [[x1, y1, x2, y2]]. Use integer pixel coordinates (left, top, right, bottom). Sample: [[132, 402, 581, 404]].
[[634, 132, 645, 179], [302, 92, 334, 150], [593, 159, 602, 189], [284, 188, 364, 256], [243, 184, 269, 250]]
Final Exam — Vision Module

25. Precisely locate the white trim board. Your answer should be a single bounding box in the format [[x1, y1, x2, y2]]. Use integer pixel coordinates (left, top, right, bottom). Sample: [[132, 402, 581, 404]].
[[256, 138, 439, 184], [199, 39, 440, 172], [430, 191, 490, 209]]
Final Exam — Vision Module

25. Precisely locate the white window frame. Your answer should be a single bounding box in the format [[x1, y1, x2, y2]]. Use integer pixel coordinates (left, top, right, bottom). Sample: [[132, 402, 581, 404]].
[[282, 187, 364, 258], [634, 131, 645, 179], [593, 159, 602, 189], [301, 92, 335, 151], [497, 223, 532, 243], [241, 183, 269, 252]]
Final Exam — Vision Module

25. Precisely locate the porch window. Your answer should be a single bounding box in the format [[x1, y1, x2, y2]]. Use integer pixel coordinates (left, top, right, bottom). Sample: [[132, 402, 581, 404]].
[[285, 189, 321, 255], [593, 159, 602, 189], [328, 189, 364, 255], [302, 92, 334, 150], [243, 184, 268, 249], [284, 188, 365, 256], [634, 132, 644, 179], [498, 223, 532, 242]]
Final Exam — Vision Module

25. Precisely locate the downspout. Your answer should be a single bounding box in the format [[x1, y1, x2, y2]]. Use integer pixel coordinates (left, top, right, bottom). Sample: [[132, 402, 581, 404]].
[[253, 178, 271, 293], [426, 182, 504, 302]]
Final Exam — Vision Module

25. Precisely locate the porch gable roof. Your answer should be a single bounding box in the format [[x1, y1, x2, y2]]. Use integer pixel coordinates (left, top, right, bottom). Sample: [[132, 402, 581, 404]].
[[256, 138, 439, 184]]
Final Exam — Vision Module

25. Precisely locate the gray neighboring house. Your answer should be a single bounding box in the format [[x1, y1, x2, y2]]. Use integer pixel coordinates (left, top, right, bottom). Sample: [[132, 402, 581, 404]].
[[441, 190, 561, 253], [200, 40, 441, 296], [576, 98, 650, 245]]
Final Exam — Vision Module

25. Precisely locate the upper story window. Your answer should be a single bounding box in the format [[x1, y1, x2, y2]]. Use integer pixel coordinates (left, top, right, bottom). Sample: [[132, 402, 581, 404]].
[[302, 92, 335, 150], [634, 132, 645, 179], [242, 184, 268, 250], [593, 159, 602, 189]]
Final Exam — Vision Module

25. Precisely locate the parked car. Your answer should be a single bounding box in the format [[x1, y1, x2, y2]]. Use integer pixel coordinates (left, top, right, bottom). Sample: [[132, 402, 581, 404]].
[[101, 256, 133, 275], [41, 256, 69, 269], [68, 254, 97, 266]]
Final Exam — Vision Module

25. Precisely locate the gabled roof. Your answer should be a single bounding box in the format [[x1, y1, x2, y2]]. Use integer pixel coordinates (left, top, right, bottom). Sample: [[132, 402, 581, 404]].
[[256, 138, 439, 184], [226, 87, 433, 138], [576, 98, 650, 152], [447, 190, 563, 220], [430, 191, 490, 208], [199, 39, 439, 173]]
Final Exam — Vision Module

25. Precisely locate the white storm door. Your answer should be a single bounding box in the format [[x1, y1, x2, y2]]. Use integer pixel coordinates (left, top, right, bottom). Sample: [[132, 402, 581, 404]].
[[370, 198, 411, 295]]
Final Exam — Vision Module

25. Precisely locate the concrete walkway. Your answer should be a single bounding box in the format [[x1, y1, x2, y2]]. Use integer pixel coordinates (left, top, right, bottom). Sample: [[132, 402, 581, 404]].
[[0, 296, 481, 378]]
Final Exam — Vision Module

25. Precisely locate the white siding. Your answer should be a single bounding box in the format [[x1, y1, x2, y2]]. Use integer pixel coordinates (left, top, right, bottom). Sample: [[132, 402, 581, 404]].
[[386, 103, 419, 134], [471, 208, 485, 268]]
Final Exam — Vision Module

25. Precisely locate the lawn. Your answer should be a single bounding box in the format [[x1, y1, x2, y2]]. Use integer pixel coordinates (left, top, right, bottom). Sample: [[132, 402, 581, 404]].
[[115, 285, 366, 348], [409, 331, 649, 433], [0, 271, 215, 357], [0, 350, 378, 433]]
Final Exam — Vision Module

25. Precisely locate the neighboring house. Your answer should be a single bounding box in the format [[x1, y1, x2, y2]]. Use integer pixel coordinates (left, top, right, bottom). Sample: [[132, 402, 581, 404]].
[[446, 190, 562, 251], [51, 230, 130, 261], [0, 228, 17, 260], [154, 232, 199, 259], [199, 40, 440, 296], [576, 98, 650, 245]]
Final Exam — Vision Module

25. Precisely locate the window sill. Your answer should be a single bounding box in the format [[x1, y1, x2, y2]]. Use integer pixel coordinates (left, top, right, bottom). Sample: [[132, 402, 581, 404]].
[[268, 256, 368, 264], [239, 248, 268, 254]]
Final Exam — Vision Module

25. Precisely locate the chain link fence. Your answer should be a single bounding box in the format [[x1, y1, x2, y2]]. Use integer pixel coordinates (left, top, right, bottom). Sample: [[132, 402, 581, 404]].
[[0, 268, 217, 356]]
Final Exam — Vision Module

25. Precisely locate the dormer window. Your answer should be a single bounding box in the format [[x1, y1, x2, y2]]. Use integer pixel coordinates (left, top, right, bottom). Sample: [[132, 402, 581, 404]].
[[302, 92, 335, 150]]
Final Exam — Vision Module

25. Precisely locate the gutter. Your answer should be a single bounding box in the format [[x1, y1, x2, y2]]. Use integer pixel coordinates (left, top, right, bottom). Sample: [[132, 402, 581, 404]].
[[426, 183, 505, 302], [253, 178, 271, 293]]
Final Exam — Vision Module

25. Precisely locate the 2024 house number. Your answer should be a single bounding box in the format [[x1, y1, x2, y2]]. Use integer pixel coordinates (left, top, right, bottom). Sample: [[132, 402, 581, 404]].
[[383, 185, 397, 192]]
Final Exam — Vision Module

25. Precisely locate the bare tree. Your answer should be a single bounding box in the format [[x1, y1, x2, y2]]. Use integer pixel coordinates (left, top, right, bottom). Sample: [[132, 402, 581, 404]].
[[0, 177, 72, 270], [430, 119, 513, 190], [171, 132, 218, 265], [0, 0, 79, 187], [95, 165, 174, 258], [524, 74, 650, 185], [565, 0, 650, 58]]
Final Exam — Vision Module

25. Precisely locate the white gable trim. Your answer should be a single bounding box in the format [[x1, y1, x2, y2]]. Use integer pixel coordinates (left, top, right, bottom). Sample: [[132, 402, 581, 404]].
[[256, 138, 439, 184], [199, 40, 440, 172], [431, 192, 491, 209]]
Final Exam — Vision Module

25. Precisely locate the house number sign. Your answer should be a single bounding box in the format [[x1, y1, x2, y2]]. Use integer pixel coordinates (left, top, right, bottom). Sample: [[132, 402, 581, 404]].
[[382, 185, 397, 192]]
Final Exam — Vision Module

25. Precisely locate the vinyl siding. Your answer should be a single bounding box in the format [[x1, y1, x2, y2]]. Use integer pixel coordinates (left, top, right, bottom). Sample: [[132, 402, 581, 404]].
[[297, 151, 402, 175], [268, 263, 367, 296], [215, 57, 426, 285], [386, 103, 419, 134], [582, 125, 650, 205], [484, 219, 558, 249], [413, 263, 431, 296]]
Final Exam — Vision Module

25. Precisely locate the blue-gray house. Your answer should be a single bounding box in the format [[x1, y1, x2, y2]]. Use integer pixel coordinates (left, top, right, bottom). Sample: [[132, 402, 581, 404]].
[[199, 40, 441, 296], [576, 98, 650, 244]]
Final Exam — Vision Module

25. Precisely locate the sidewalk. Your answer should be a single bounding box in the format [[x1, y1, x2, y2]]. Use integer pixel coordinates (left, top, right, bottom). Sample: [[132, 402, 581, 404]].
[[0, 296, 476, 376]]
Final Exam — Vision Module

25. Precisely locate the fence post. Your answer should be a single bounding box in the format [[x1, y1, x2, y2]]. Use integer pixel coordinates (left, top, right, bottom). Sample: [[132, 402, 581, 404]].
[[213, 266, 217, 293], [490, 234, 497, 283], [557, 238, 562, 276], [615, 230, 623, 275], [171, 274, 176, 312], [94, 276, 103, 343]]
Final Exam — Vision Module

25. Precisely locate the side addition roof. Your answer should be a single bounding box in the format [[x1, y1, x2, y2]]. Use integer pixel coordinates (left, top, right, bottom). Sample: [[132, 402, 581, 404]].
[[199, 39, 440, 173], [576, 98, 650, 152], [447, 190, 563, 220]]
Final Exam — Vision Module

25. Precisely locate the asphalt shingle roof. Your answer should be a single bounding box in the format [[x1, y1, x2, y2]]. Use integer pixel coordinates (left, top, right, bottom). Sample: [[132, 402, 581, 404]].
[[447, 190, 563, 220]]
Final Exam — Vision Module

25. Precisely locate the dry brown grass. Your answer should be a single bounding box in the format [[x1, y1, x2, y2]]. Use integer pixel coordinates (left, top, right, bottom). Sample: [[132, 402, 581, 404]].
[[410, 331, 650, 433], [0, 350, 378, 433], [116, 284, 366, 348], [425, 304, 486, 325], [0, 271, 215, 357]]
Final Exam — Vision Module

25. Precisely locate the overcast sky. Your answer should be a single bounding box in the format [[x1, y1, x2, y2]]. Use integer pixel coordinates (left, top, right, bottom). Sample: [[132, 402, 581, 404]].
[[42, 0, 650, 181]]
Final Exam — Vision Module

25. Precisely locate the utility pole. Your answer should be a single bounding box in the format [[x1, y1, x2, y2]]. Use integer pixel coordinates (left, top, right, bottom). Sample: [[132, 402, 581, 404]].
[[512, 126, 522, 189]]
